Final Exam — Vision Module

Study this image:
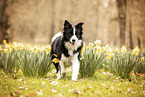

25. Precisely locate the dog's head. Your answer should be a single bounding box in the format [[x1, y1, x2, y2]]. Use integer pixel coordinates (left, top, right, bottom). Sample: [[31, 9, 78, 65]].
[[63, 20, 84, 46]]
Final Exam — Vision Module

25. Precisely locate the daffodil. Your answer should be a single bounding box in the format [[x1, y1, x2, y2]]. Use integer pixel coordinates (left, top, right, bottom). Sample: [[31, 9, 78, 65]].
[[107, 53, 114, 60], [45, 45, 51, 52], [115, 48, 119, 52], [141, 57, 144, 61], [106, 48, 114, 60], [95, 45, 101, 51], [132, 46, 140, 56], [3, 39, 7, 45], [18, 43, 24, 50], [88, 43, 94, 49], [101, 47, 106, 52], [94, 40, 101, 46], [53, 58, 59, 63], [121, 46, 127, 54], [105, 44, 110, 50], [13, 41, 19, 50], [81, 42, 86, 55], [2, 49, 8, 53]]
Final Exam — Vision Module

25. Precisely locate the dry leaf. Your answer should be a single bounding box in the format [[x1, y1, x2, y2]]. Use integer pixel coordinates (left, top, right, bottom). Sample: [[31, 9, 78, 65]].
[[51, 81, 58, 85], [111, 86, 114, 89], [51, 89, 57, 93], [131, 91, 137, 93], [36, 91, 43, 95], [19, 87, 24, 90], [68, 89, 75, 92], [102, 84, 106, 86], [11, 93, 16, 97], [42, 82, 45, 84], [74, 90, 83, 95], [16, 90, 22, 95], [127, 88, 130, 92]]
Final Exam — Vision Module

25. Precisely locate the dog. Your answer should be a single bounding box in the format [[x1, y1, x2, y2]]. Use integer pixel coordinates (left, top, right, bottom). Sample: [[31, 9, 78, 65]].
[[50, 20, 84, 81]]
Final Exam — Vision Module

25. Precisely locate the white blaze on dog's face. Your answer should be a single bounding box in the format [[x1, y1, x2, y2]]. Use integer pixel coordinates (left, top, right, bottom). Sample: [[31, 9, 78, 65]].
[[63, 20, 84, 50], [70, 27, 78, 46]]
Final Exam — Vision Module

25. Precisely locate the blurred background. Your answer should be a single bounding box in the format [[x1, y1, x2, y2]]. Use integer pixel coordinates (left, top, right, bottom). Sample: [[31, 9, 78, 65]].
[[0, 0, 145, 48]]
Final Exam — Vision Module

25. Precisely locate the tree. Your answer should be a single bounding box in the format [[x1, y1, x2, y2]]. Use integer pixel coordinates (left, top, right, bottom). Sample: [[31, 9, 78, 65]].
[[116, 0, 126, 47], [117, 0, 145, 48], [0, 0, 10, 44]]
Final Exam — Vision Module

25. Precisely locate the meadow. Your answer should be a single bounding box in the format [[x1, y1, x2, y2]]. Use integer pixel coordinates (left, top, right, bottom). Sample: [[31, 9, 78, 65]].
[[0, 40, 145, 97]]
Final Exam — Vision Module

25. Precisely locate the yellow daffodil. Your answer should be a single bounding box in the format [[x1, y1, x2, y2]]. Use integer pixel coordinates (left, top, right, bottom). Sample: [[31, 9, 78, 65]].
[[81, 47, 85, 55], [105, 44, 110, 50], [18, 43, 24, 50], [25, 44, 31, 51], [53, 58, 59, 63], [81, 42, 86, 55], [33, 47, 38, 53], [115, 48, 119, 52], [101, 47, 106, 52], [13, 41, 19, 50], [106, 48, 114, 60], [83, 42, 86, 47], [132, 46, 140, 56], [121, 46, 127, 54], [107, 53, 114, 60], [2, 49, 8, 53], [95, 45, 101, 51], [88, 43, 94, 49], [46, 45, 51, 52], [3, 39, 7, 44], [94, 40, 101, 46], [141, 57, 144, 61]]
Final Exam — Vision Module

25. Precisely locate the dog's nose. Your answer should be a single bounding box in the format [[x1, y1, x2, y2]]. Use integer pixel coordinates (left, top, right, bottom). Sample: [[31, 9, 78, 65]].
[[72, 39, 76, 43]]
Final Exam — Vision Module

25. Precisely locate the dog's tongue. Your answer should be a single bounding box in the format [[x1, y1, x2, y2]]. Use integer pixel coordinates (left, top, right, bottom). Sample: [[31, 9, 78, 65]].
[[71, 43, 75, 47]]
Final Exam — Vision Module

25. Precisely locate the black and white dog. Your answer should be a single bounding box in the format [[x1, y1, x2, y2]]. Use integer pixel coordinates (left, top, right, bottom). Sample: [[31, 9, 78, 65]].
[[50, 20, 84, 81]]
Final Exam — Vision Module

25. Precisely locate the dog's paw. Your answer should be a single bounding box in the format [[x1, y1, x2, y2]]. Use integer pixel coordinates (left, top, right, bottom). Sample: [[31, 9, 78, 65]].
[[57, 73, 61, 79], [72, 78, 77, 82]]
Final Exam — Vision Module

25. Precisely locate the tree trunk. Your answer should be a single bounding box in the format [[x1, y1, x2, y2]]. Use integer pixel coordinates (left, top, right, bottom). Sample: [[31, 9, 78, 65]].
[[0, 0, 9, 44], [125, 0, 133, 48], [125, 0, 145, 48], [116, 0, 126, 47]]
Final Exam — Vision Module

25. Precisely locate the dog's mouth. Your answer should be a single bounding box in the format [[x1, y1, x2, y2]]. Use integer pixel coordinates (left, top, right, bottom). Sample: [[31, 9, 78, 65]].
[[70, 42, 75, 46]]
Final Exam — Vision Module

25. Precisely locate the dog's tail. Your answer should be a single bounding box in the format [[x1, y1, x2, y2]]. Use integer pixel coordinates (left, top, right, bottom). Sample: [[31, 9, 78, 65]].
[[51, 31, 62, 43]]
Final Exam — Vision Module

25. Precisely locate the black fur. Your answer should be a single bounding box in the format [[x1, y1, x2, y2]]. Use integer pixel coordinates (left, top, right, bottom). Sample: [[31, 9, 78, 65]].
[[50, 20, 84, 74]]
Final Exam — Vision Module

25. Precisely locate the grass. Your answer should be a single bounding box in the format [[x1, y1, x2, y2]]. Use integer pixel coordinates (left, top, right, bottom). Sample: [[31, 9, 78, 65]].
[[0, 68, 145, 97]]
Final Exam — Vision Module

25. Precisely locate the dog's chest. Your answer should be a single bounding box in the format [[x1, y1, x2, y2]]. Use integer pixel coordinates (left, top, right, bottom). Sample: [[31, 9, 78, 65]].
[[61, 51, 78, 66]]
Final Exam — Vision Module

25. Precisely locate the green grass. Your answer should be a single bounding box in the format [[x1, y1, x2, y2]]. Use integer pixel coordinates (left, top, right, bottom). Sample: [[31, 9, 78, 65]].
[[0, 68, 144, 97]]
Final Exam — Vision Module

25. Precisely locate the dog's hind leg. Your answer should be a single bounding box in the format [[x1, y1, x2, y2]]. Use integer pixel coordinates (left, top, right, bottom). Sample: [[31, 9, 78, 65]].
[[54, 63, 61, 79]]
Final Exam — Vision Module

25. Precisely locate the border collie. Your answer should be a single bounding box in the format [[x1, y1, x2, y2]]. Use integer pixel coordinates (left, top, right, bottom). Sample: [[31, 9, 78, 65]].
[[50, 20, 84, 81]]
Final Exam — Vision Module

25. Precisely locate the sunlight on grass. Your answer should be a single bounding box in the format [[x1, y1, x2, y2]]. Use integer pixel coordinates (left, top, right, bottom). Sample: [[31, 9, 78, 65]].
[[0, 40, 145, 96], [0, 69, 145, 97]]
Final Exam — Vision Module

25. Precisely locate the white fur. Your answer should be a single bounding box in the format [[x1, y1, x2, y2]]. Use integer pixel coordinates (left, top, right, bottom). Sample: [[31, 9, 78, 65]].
[[71, 52, 80, 81], [58, 53, 80, 81], [70, 27, 78, 44], [65, 40, 82, 51], [51, 31, 62, 43], [57, 70, 61, 79]]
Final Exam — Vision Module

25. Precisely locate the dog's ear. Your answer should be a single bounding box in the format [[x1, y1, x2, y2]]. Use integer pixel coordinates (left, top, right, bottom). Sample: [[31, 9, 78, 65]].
[[64, 20, 72, 29], [75, 22, 84, 29]]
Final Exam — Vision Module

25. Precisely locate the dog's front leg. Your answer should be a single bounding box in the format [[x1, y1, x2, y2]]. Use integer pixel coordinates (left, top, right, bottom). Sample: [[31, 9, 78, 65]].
[[72, 53, 80, 81]]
